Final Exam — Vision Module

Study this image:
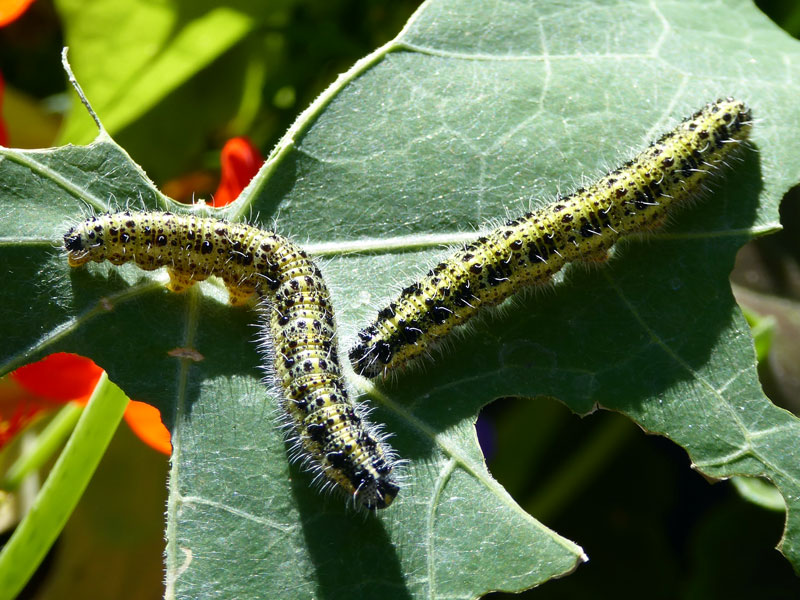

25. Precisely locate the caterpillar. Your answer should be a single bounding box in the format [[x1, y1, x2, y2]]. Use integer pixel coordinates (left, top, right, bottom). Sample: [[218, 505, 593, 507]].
[[64, 211, 399, 509], [349, 98, 753, 378]]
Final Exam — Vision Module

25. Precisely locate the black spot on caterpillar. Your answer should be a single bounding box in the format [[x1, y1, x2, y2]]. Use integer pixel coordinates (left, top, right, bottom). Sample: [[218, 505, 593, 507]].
[[64, 211, 399, 509], [349, 98, 753, 378]]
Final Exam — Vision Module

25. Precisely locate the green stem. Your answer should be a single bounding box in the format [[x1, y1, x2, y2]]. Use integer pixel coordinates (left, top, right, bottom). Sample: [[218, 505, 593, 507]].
[[1, 402, 84, 491], [524, 414, 634, 522], [0, 373, 128, 600]]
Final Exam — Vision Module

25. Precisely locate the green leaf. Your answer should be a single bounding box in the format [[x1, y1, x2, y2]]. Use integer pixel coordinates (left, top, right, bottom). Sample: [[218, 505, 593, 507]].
[[2, 0, 800, 598], [741, 305, 777, 362], [56, 0, 243, 140], [732, 476, 786, 512]]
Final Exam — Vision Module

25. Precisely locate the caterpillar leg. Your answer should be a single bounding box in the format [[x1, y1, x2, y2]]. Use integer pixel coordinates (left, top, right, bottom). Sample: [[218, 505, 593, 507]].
[[642, 215, 669, 231], [226, 285, 256, 306], [580, 249, 612, 263], [166, 268, 198, 294]]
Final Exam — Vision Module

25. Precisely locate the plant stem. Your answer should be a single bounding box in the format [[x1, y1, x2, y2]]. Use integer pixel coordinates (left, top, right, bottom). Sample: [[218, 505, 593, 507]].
[[525, 414, 634, 522], [0, 373, 127, 600], [1, 402, 84, 491]]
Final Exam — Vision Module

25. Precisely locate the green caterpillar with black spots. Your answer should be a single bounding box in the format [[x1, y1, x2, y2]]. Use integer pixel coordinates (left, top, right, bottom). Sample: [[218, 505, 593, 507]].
[[349, 98, 753, 378], [64, 211, 399, 509]]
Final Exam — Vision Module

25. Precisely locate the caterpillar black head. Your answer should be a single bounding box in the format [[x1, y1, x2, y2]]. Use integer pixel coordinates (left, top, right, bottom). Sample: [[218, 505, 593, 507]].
[[63, 217, 104, 266], [361, 480, 399, 510], [352, 458, 400, 510]]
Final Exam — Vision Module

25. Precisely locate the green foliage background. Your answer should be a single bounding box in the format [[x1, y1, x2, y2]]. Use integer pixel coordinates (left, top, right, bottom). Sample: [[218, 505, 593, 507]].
[[2, 0, 800, 598]]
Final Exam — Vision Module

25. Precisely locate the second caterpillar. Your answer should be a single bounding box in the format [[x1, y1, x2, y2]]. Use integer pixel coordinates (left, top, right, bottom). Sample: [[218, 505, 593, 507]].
[[349, 98, 753, 378]]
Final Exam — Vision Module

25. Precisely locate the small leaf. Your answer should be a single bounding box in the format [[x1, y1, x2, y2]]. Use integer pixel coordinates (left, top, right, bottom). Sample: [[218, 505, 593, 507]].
[[732, 476, 786, 512]]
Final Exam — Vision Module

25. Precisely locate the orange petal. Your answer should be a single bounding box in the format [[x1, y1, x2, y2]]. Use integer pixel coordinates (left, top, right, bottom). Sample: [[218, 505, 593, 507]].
[[124, 400, 172, 455], [2, 353, 99, 448], [7, 355, 171, 455], [0, 379, 44, 447], [11, 353, 104, 402], [161, 171, 217, 204], [212, 136, 263, 207], [0, 0, 36, 27]]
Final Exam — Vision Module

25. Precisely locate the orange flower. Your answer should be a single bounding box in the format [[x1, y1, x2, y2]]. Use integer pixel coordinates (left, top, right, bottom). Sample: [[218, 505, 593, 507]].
[[3, 353, 171, 454], [161, 136, 264, 206], [0, 0, 36, 27], [211, 136, 263, 207], [0, 384, 40, 448], [11, 352, 103, 402]]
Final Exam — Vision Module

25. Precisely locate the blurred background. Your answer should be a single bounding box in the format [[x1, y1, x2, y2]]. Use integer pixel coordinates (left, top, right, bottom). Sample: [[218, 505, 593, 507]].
[[1, 0, 799, 598]]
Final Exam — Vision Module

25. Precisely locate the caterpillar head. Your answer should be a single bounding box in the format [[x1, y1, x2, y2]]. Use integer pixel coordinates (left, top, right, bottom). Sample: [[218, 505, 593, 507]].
[[355, 468, 400, 510], [64, 216, 108, 266], [322, 439, 400, 510]]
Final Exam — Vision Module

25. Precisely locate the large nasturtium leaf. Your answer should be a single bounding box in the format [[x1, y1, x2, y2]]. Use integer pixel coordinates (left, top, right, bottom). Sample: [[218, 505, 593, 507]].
[[2, 0, 800, 597]]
